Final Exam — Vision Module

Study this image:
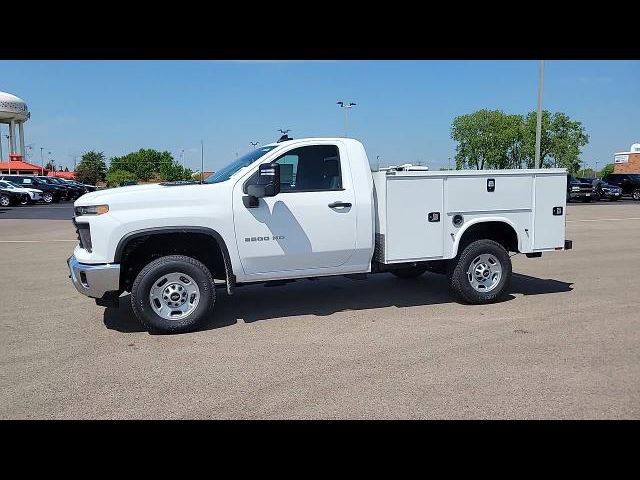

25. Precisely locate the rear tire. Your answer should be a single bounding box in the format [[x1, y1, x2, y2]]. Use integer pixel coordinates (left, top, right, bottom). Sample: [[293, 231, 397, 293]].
[[42, 192, 53, 203], [633, 189, 640, 201], [448, 239, 512, 304], [0, 194, 10, 207], [390, 266, 428, 279], [131, 255, 215, 334]]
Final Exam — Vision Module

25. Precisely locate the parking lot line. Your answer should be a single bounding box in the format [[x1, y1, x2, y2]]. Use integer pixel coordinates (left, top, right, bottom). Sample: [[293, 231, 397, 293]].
[[567, 217, 640, 223], [0, 240, 77, 243]]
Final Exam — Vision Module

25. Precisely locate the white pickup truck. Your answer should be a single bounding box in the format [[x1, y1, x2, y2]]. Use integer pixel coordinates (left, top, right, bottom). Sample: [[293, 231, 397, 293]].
[[68, 137, 571, 333]]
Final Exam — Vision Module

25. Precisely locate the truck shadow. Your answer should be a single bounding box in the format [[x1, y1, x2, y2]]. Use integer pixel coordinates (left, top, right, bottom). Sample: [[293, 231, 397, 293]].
[[103, 272, 573, 333]]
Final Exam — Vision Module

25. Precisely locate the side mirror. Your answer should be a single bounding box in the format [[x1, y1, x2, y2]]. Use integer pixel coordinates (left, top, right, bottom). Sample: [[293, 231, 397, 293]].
[[247, 163, 280, 198], [244, 163, 280, 208]]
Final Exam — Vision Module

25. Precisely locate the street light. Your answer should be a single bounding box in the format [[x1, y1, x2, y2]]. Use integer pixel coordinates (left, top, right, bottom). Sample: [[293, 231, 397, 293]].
[[337, 101, 357, 136], [250, 141, 259, 150], [40, 147, 45, 175]]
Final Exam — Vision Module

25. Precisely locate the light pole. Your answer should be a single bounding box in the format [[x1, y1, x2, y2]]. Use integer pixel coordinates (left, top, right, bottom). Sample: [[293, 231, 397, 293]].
[[534, 60, 545, 169], [40, 147, 45, 175], [337, 101, 357, 136], [179, 149, 185, 169]]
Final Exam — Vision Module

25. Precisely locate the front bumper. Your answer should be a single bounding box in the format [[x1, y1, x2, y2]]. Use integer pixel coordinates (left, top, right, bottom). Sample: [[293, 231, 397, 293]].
[[569, 191, 592, 199], [67, 255, 120, 299]]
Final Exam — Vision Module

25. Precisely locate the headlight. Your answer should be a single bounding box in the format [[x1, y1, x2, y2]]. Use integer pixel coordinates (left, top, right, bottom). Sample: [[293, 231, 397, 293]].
[[75, 204, 109, 216]]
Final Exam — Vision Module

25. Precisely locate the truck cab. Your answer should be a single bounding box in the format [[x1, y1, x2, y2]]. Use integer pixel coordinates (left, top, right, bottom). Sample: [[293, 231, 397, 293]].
[[68, 137, 571, 333]]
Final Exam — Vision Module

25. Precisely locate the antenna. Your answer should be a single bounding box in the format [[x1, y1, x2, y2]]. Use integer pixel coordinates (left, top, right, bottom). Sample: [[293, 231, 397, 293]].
[[277, 129, 292, 143]]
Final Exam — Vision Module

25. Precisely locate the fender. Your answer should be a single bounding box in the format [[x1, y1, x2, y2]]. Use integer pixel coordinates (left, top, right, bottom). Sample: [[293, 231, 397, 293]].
[[114, 226, 237, 295], [451, 217, 521, 257]]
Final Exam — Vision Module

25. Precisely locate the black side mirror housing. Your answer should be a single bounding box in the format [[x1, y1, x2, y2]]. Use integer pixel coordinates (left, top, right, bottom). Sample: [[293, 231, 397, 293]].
[[244, 162, 280, 207]]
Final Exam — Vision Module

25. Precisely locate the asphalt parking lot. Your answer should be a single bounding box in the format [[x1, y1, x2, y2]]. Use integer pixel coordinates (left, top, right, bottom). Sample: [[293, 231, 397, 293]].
[[1, 201, 639, 419]]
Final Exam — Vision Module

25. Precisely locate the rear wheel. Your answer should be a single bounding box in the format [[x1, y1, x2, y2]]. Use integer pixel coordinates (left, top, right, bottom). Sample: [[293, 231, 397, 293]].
[[0, 194, 10, 207], [390, 266, 428, 279], [131, 255, 215, 333], [633, 189, 640, 201], [448, 239, 512, 304], [42, 192, 53, 203], [19, 195, 31, 205]]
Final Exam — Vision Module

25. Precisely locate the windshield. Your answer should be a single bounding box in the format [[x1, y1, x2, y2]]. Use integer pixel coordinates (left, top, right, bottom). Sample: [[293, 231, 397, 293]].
[[629, 175, 640, 182], [204, 146, 278, 184], [0, 181, 16, 189]]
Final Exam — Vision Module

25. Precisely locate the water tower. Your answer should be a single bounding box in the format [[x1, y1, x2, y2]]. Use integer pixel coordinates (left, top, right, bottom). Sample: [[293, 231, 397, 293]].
[[0, 91, 30, 162]]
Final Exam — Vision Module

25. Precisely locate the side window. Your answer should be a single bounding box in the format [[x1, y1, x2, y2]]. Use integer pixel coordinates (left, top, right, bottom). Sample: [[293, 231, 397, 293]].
[[23, 178, 32, 185], [274, 145, 342, 192]]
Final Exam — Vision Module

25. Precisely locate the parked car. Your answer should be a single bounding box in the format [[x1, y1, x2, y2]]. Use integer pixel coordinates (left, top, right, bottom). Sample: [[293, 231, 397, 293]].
[[0, 180, 43, 204], [578, 177, 622, 201], [67, 137, 572, 333], [601, 173, 640, 201], [0, 185, 28, 207], [0, 175, 63, 203], [566, 174, 594, 202], [63, 179, 94, 194], [39, 176, 84, 200]]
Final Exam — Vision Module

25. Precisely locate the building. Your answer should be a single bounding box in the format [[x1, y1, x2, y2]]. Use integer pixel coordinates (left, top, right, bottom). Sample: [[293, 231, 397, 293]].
[[0, 159, 49, 175], [613, 143, 640, 173], [49, 170, 76, 180]]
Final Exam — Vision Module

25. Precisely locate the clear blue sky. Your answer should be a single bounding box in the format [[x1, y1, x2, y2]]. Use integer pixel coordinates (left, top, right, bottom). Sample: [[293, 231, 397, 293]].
[[1, 60, 638, 172]]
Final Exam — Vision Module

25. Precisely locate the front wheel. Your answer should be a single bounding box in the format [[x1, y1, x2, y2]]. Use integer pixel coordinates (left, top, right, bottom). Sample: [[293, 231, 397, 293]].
[[0, 194, 10, 207], [42, 192, 53, 203], [131, 255, 215, 333], [633, 189, 640, 201], [448, 239, 512, 304]]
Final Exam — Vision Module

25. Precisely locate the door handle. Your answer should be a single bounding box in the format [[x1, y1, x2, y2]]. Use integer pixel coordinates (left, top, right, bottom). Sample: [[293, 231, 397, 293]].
[[328, 201, 352, 208]]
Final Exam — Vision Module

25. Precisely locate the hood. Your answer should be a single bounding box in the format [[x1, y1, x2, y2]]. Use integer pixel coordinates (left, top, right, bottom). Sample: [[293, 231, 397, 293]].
[[74, 182, 227, 212]]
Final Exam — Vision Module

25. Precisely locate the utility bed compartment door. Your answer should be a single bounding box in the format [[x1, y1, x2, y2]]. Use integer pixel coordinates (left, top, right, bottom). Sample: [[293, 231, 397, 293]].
[[385, 177, 444, 261], [533, 174, 567, 250]]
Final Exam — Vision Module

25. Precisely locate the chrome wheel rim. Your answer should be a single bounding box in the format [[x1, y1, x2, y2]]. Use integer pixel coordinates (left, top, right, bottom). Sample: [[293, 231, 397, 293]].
[[0, 196, 9, 207], [634, 191, 640, 200], [467, 254, 502, 292], [43, 193, 52, 203], [149, 272, 200, 320]]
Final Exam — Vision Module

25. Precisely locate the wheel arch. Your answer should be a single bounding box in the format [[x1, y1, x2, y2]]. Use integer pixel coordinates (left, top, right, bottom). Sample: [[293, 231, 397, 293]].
[[115, 226, 236, 295], [452, 218, 520, 257]]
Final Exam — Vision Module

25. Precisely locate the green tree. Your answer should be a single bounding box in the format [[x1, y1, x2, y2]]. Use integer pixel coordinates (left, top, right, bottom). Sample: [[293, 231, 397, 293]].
[[600, 164, 614, 177], [451, 109, 589, 173], [106, 169, 138, 187], [451, 109, 522, 170], [109, 149, 193, 182], [520, 111, 589, 172], [75, 151, 107, 185], [45, 161, 56, 171]]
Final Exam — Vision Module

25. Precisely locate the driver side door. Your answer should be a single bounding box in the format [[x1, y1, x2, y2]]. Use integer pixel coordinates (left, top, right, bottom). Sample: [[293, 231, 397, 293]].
[[232, 142, 358, 277]]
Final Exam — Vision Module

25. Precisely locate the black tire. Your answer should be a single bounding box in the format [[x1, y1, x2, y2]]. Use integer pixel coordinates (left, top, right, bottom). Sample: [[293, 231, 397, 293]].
[[390, 266, 428, 279], [633, 189, 640, 201], [0, 194, 10, 207], [42, 192, 53, 203], [447, 239, 512, 304], [131, 255, 215, 333], [19, 195, 31, 205]]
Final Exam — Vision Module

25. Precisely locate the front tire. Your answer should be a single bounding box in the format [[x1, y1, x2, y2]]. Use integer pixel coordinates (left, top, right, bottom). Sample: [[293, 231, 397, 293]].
[[448, 239, 512, 304], [390, 266, 428, 279], [633, 189, 640, 201], [0, 194, 10, 207], [42, 192, 53, 204], [131, 255, 216, 333]]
